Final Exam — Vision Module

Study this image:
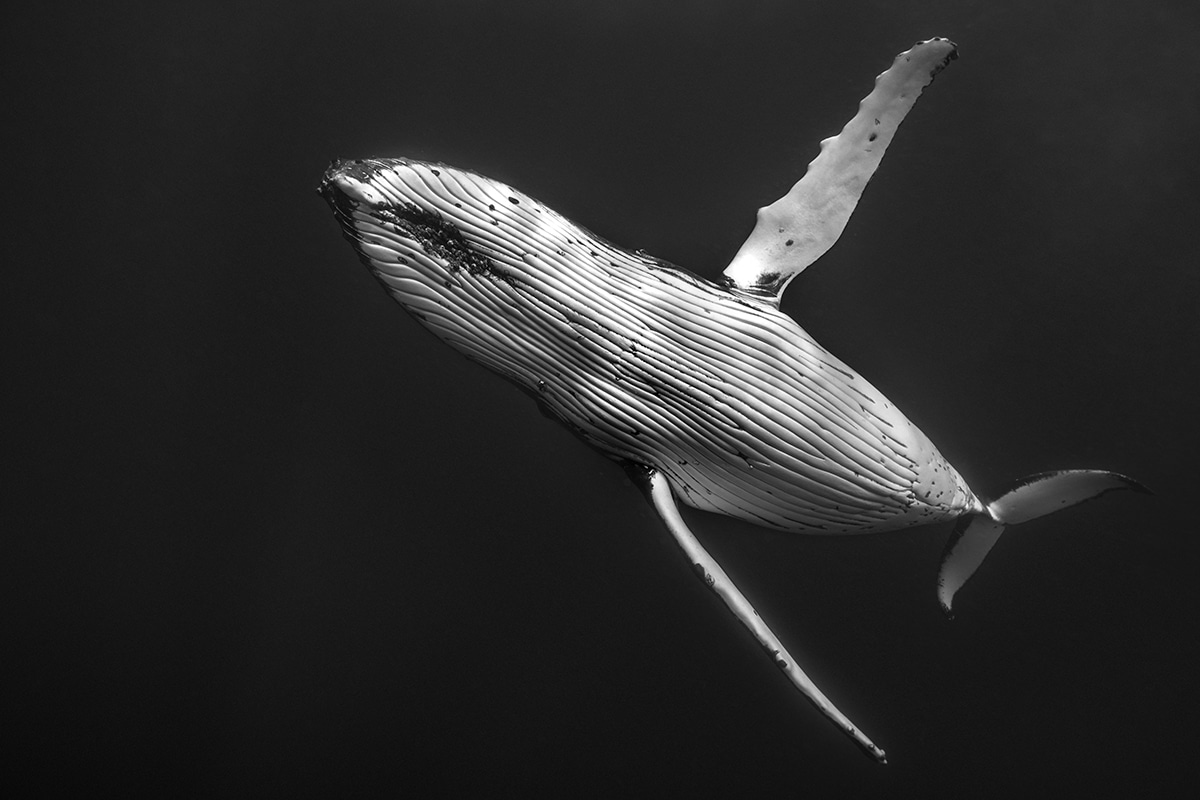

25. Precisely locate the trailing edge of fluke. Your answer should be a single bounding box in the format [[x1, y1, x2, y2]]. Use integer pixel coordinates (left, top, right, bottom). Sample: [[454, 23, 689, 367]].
[[320, 37, 1146, 763]]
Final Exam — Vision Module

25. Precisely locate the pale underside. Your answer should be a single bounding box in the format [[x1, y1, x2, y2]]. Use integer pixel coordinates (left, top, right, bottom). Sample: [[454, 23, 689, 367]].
[[321, 38, 967, 763], [327, 156, 979, 534], [321, 38, 1138, 763]]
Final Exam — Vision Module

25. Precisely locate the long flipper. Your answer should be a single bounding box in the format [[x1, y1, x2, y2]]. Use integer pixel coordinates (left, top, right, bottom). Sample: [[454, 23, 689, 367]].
[[637, 466, 887, 763], [723, 38, 958, 302], [937, 470, 1148, 614]]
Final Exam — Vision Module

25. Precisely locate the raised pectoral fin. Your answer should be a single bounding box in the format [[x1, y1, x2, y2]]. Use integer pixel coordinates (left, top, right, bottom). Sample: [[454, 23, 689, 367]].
[[635, 465, 887, 763], [723, 38, 957, 302]]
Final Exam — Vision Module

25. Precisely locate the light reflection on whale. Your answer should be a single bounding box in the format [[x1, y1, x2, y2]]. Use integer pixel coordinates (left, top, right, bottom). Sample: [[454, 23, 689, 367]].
[[320, 38, 1144, 762]]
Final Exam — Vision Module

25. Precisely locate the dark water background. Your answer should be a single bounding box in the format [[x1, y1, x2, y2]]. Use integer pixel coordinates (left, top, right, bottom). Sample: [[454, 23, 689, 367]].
[[6, 0, 1198, 795]]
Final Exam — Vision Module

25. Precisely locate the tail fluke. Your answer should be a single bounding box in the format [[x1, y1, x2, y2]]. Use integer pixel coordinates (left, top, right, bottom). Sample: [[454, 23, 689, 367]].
[[937, 515, 1006, 615], [937, 470, 1148, 614]]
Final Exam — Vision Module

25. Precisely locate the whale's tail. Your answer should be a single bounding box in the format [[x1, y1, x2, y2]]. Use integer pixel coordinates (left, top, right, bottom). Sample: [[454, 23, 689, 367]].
[[937, 470, 1148, 614]]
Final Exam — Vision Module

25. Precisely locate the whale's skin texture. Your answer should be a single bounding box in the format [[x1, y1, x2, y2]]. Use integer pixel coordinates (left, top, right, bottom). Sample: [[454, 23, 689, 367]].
[[321, 157, 983, 535], [319, 38, 1149, 763]]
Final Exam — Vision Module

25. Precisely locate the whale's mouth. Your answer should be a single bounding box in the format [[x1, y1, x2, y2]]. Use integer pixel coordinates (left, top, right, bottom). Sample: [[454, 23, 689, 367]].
[[318, 158, 395, 223], [319, 158, 517, 284], [318, 159, 361, 216]]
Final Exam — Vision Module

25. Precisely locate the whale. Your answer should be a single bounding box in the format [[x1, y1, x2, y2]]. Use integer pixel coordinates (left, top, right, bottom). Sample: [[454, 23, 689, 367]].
[[319, 38, 1144, 762]]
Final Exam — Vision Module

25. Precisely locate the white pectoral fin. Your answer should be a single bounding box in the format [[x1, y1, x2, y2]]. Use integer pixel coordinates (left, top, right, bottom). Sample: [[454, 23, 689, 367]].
[[723, 38, 957, 302], [640, 466, 887, 763], [937, 470, 1149, 614]]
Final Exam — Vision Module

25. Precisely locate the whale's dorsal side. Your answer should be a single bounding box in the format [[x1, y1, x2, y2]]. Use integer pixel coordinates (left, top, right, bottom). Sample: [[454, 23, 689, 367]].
[[723, 38, 957, 304]]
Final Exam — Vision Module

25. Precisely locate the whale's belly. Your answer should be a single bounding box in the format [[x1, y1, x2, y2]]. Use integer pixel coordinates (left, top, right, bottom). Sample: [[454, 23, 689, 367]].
[[323, 158, 982, 534]]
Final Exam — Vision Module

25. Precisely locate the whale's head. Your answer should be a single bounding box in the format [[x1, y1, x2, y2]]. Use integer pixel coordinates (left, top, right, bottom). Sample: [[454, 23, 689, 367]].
[[318, 156, 639, 337], [320, 158, 522, 292]]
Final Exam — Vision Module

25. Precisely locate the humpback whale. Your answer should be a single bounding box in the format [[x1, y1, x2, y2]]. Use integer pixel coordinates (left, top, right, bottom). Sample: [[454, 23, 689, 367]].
[[320, 38, 1144, 762]]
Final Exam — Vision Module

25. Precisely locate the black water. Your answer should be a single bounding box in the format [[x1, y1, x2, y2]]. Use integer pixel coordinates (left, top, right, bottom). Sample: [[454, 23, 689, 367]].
[[7, 1, 1197, 795]]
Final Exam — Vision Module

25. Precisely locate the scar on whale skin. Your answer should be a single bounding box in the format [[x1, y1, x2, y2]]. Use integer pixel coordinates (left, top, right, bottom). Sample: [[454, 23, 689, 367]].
[[321, 38, 1146, 763]]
